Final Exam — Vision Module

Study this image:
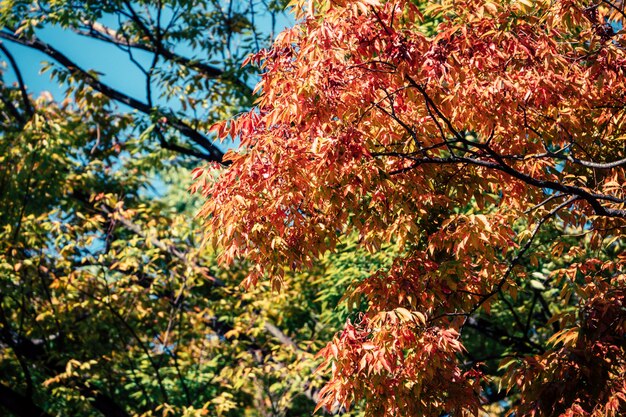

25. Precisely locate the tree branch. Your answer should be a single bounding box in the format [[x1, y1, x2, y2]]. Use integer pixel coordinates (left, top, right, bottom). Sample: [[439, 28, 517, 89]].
[[75, 18, 253, 96], [0, 30, 224, 162], [399, 77, 626, 218], [0, 41, 34, 117], [383, 151, 626, 219]]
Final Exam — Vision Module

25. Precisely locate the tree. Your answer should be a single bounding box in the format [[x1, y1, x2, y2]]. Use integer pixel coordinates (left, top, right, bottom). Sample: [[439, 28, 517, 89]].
[[0, 1, 359, 416], [198, 0, 626, 416]]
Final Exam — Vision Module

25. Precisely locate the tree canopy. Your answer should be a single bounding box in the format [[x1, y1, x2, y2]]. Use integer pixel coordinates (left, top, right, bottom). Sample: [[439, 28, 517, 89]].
[[2, 0, 626, 416], [198, 0, 626, 416]]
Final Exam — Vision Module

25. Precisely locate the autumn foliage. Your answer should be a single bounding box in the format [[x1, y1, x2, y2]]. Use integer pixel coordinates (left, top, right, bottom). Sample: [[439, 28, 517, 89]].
[[196, 0, 626, 415]]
